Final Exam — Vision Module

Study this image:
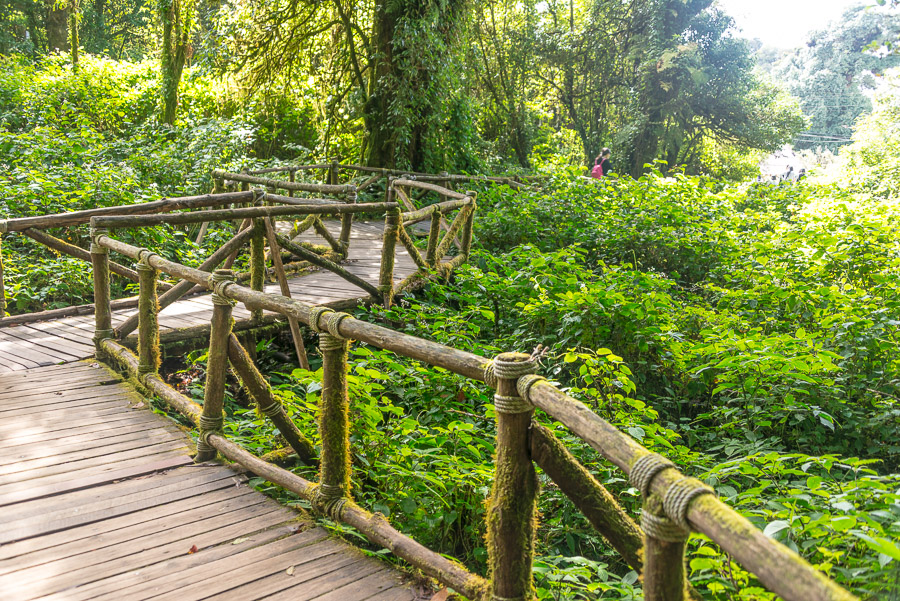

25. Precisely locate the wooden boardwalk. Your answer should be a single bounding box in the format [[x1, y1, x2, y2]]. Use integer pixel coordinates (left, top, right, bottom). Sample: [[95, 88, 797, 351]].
[[0, 362, 418, 601], [0, 221, 418, 373]]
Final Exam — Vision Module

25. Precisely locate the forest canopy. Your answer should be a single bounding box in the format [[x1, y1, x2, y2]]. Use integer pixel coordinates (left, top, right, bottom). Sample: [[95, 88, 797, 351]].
[[0, 0, 812, 174]]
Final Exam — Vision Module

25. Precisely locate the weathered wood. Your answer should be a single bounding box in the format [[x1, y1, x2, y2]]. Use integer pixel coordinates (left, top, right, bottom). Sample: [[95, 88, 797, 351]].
[[195, 270, 235, 462], [0, 191, 256, 232], [642, 496, 688, 601], [136, 259, 160, 377], [393, 178, 468, 200], [317, 332, 351, 500], [91, 230, 113, 354], [115, 225, 254, 339], [0, 297, 138, 327], [530, 423, 643, 572], [212, 169, 354, 196], [433, 204, 471, 258], [379, 208, 400, 307], [227, 335, 316, 464], [0, 235, 7, 318], [400, 198, 469, 225], [486, 352, 537, 601], [90, 202, 398, 229], [313, 216, 345, 255], [274, 233, 382, 299], [263, 217, 310, 369], [250, 219, 266, 322], [396, 223, 428, 271], [248, 164, 329, 174]]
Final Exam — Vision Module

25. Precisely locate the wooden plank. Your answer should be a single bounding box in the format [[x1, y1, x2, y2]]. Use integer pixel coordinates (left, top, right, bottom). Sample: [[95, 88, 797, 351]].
[[0, 428, 186, 476], [4, 510, 302, 601], [0, 347, 40, 370], [0, 404, 141, 436], [16, 320, 95, 350], [0, 362, 98, 380], [0, 489, 265, 576], [0, 392, 135, 418], [0, 453, 192, 508], [148, 539, 349, 601], [2, 326, 91, 361], [0, 372, 113, 397], [2, 504, 290, 598], [0, 472, 250, 562], [0, 439, 188, 487], [54, 523, 321, 601], [0, 423, 182, 466], [0, 410, 164, 447], [241, 556, 382, 601], [306, 568, 407, 601], [364, 586, 420, 601], [0, 336, 69, 365], [0, 384, 131, 412]]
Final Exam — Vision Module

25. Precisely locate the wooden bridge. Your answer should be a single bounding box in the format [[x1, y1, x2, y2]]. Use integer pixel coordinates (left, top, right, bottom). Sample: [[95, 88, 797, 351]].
[[0, 166, 857, 600]]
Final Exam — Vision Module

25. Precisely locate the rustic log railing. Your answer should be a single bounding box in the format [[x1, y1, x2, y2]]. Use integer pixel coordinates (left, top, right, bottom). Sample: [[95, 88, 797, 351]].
[[86, 222, 857, 601]]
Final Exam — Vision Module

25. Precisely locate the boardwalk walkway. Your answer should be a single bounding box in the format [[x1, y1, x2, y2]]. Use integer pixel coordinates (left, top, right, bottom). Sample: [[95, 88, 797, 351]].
[[0, 221, 417, 373], [0, 362, 418, 601]]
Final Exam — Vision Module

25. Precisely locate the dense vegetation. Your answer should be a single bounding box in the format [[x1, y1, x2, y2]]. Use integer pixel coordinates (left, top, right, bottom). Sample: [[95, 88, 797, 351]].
[[2, 5, 900, 601]]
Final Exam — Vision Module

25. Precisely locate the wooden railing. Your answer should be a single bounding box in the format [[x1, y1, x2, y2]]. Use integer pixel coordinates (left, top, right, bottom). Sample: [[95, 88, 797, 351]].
[[0, 172, 475, 323], [87, 215, 856, 601]]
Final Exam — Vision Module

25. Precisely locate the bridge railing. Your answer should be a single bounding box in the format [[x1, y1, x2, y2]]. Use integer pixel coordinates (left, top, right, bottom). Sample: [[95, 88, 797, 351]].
[[89, 224, 856, 601]]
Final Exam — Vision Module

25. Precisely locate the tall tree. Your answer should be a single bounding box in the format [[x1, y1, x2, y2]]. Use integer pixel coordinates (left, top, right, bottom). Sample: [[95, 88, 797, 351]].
[[158, 0, 192, 124]]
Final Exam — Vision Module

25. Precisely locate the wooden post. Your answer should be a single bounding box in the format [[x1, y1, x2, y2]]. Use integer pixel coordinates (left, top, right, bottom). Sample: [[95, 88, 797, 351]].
[[136, 252, 160, 379], [328, 159, 339, 185], [379, 206, 400, 308], [249, 218, 266, 322], [315, 324, 351, 516], [0, 233, 6, 318], [195, 269, 236, 462], [227, 334, 316, 464], [338, 187, 356, 257], [486, 352, 538, 601], [262, 216, 310, 370], [642, 495, 689, 601], [460, 195, 476, 259], [425, 209, 441, 267], [288, 169, 295, 198], [90, 227, 113, 352]]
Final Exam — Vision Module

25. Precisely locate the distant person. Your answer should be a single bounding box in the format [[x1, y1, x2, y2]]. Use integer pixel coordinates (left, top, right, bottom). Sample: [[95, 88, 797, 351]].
[[797, 168, 806, 181], [783, 165, 795, 182], [591, 148, 612, 179]]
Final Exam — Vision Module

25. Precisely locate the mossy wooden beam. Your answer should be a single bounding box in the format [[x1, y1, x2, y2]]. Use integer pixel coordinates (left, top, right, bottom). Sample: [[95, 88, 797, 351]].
[[136, 256, 161, 378], [379, 208, 400, 308], [263, 217, 310, 369], [226, 334, 316, 465], [248, 165, 328, 175], [23, 228, 173, 291], [249, 219, 266, 323], [425, 210, 442, 266], [211, 169, 354, 197], [530, 422, 644, 572], [316, 329, 351, 511], [338, 189, 356, 256], [486, 352, 538, 601], [0, 235, 6, 318], [642, 495, 689, 601], [90, 202, 398, 229], [433, 204, 472, 259], [115, 225, 254, 339], [0, 296, 139, 327], [274, 233, 381, 299], [312, 216, 344, 255], [392, 178, 468, 200], [0, 191, 256, 232], [396, 223, 429, 271], [400, 198, 470, 225], [460, 200, 476, 258], [90, 227, 113, 354], [356, 172, 382, 192], [195, 269, 236, 462]]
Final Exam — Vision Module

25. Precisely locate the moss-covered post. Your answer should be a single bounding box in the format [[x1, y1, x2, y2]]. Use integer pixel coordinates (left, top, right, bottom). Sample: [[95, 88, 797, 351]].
[[0, 228, 7, 318], [90, 227, 113, 353], [328, 159, 339, 185], [460, 195, 476, 260], [195, 269, 236, 462], [288, 168, 296, 198], [486, 352, 538, 601], [379, 206, 400, 308], [249, 218, 266, 322], [213, 175, 225, 194], [338, 187, 356, 258], [642, 495, 688, 601], [425, 209, 441, 267], [136, 251, 161, 379], [315, 314, 351, 517]]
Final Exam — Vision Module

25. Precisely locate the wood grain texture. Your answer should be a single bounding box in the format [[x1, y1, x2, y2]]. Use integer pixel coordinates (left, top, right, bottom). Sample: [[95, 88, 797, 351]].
[[0, 362, 416, 601]]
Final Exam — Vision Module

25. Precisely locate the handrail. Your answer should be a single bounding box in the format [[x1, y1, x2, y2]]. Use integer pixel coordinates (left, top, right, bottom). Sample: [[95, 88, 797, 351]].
[[211, 169, 356, 197], [90, 229, 856, 601]]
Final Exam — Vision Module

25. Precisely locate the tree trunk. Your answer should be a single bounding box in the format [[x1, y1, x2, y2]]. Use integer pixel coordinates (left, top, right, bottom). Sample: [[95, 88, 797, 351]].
[[68, 2, 79, 72], [364, 4, 397, 168], [159, 0, 189, 125], [46, 2, 69, 51]]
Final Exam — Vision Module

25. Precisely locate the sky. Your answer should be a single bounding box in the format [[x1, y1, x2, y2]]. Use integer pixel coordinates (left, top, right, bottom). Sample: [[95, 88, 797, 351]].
[[716, 0, 868, 48]]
